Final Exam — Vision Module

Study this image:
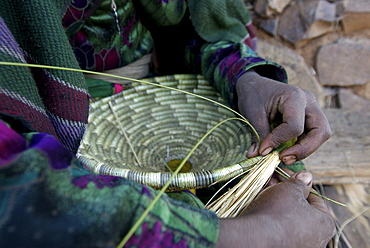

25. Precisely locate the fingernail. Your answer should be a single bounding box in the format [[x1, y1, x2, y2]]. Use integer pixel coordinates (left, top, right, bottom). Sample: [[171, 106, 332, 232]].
[[295, 171, 312, 186], [246, 143, 257, 156], [282, 155, 297, 164], [261, 147, 273, 156]]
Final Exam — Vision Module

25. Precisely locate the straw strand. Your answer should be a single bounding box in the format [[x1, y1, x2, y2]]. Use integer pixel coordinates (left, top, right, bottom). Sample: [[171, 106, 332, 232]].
[[205, 152, 281, 218], [108, 101, 141, 166]]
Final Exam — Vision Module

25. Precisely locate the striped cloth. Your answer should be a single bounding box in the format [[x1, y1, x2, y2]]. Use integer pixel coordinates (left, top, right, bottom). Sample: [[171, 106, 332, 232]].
[[0, 0, 89, 153]]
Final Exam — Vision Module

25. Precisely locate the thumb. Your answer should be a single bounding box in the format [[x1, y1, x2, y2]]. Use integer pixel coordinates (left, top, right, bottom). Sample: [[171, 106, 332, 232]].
[[288, 171, 313, 199]]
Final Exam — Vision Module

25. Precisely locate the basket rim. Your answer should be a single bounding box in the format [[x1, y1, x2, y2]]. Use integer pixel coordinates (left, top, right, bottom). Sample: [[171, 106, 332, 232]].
[[77, 153, 252, 190], [78, 74, 252, 191]]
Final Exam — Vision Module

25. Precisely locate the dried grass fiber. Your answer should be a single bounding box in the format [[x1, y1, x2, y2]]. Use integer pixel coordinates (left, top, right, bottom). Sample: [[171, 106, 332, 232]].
[[77, 74, 253, 191]]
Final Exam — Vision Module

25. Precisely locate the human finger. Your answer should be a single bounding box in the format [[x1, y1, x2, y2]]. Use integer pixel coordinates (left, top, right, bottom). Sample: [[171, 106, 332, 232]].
[[243, 108, 271, 158], [257, 88, 307, 156], [235, 73, 275, 158], [288, 171, 313, 198], [307, 189, 332, 215], [280, 99, 331, 164], [274, 167, 294, 182], [266, 175, 278, 187], [307, 190, 336, 241]]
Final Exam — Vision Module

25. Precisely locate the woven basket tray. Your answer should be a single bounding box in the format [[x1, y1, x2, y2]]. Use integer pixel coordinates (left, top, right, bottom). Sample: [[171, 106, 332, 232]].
[[77, 74, 252, 191]]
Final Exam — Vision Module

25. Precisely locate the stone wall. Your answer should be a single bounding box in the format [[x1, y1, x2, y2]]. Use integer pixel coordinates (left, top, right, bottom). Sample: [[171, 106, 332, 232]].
[[247, 0, 370, 109]]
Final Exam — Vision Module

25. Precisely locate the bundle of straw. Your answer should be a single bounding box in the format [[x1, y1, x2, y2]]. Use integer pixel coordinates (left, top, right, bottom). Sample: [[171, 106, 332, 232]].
[[205, 151, 281, 218]]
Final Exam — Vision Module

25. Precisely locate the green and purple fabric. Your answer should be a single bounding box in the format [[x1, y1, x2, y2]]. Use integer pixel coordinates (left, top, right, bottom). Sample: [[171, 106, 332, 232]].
[[0, 120, 218, 248], [63, 0, 287, 106], [0, 0, 300, 247], [0, 0, 219, 247], [0, 0, 89, 153]]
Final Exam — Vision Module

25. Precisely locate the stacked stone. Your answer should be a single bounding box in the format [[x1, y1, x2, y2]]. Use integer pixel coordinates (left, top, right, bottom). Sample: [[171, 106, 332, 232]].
[[249, 0, 370, 109]]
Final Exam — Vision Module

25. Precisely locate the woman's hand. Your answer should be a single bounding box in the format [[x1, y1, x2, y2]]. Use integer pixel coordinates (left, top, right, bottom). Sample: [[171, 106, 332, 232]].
[[217, 171, 336, 248], [236, 70, 331, 165]]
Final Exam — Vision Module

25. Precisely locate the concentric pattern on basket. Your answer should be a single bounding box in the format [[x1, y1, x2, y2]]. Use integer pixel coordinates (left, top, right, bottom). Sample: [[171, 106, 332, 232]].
[[78, 74, 252, 190]]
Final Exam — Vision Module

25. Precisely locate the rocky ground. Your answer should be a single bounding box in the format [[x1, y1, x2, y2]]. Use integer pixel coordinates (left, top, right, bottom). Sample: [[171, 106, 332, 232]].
[[246, 0, 370, 246]]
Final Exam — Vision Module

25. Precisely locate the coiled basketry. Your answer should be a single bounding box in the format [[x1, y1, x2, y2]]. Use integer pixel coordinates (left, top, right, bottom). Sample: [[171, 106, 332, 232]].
[[77, 74, 252, 191]]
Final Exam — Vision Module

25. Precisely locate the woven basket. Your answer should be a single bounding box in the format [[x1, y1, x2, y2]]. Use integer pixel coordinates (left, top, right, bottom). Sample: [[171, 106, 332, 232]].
[[77, 74, 252, 191]]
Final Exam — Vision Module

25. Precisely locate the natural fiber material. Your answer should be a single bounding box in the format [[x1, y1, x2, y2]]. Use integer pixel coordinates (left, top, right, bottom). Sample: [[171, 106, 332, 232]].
[[78, 74, 253, 191], [205, 151, 281, 218]]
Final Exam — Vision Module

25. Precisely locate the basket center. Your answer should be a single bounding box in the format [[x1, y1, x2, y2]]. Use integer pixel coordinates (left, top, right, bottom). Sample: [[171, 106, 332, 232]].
[[166, 159, 193, 173]]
